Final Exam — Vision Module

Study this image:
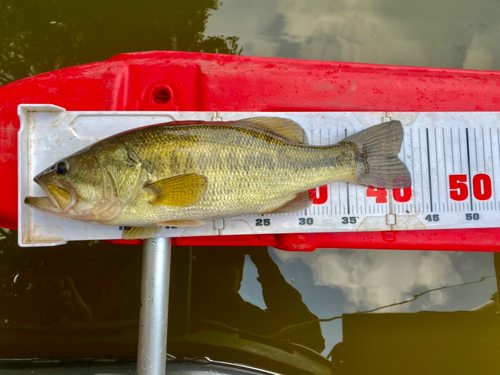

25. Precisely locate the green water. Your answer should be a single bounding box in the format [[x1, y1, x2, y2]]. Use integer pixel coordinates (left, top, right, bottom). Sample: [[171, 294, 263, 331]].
[[1, 0, 500, 373]]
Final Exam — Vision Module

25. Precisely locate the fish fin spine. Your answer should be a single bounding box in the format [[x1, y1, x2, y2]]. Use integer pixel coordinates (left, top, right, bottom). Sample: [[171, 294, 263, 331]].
[[241, 117, 308, 144], [156, 220, 205, 227], [122, 226, 161, 239]]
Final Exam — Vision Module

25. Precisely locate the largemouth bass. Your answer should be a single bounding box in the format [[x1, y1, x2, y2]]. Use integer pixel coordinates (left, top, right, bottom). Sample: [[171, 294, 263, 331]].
[[25, 117, 411, 239]]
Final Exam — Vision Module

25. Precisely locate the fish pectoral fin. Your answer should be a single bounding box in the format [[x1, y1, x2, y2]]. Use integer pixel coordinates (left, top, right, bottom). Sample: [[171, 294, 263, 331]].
[[241, 117, 308, 144], [265, 191, 312, 214], [156, 220, 205, 228], [145, 174, 208, 207], [122, 226, 161, 240]]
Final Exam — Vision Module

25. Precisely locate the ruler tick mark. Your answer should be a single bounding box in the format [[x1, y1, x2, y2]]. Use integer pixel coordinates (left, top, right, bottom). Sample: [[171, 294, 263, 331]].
[[451, 128, 455, 174], [482, 127, 486, 175], [426, 128, 433, 213], [434, 128, 440, 211], [409, 130, 415, 205], [466, 128, 473, 212], [443, 128, 449, 212], [492, 127, 497, 210], [459, 130, 462, 172], [345, 129, 350, 215], [418, 129, 424, 213]]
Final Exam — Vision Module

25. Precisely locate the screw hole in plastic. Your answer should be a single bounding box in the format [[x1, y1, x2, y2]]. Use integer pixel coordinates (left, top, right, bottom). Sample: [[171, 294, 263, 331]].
[[151, 86, 172, 104]]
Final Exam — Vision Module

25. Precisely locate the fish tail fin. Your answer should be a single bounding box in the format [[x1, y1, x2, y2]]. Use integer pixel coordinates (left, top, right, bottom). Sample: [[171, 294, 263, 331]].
[[344, 121, 411, 189]]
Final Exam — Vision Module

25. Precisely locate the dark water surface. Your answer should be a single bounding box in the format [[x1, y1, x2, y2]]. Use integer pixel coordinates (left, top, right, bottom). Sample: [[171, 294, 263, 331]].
[[1, 0, 500, 374]]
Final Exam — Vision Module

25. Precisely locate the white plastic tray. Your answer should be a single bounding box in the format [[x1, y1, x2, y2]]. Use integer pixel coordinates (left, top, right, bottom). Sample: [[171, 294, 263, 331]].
[[18, 105, 500, 246]]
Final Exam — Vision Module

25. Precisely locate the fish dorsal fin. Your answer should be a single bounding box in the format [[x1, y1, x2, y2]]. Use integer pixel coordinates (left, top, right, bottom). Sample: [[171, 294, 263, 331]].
[[242, 117, 308, 144], [265, 191, 312, 214], [122, 226, 160, 240], [145, 173, 208, 207]]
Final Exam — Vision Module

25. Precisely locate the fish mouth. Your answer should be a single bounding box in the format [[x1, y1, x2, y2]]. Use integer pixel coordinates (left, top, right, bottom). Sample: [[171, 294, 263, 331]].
[[24, 177, 76, 213]]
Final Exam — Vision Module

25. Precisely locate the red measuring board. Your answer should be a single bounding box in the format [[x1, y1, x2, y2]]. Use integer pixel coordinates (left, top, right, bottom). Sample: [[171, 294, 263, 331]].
[[2, 51, 500, 251]]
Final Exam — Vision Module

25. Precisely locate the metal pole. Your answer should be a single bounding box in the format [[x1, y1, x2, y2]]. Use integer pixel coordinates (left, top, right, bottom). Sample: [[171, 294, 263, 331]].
[[138, 238, 171, 375]]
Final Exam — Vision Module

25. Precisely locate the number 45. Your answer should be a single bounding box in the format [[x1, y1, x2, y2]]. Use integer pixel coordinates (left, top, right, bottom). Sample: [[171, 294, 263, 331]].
[[425, 214, 439, 222]]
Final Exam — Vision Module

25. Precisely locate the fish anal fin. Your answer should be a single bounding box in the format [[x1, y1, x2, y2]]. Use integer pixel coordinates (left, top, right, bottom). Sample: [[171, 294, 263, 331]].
[[265, 191, 312, 214], [241, 117, 308, 144], [122, 226, 161, 240], [145, 174, 208, 207], [156, 220, 205, 228]]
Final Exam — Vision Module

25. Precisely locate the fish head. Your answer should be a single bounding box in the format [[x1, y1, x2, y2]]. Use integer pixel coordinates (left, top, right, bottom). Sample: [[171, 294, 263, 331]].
[[25, 146, 124, 222]]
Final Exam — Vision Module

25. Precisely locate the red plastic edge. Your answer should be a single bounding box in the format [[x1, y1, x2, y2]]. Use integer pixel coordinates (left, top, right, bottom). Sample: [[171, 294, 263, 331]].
[[1, 51, 500, 251]]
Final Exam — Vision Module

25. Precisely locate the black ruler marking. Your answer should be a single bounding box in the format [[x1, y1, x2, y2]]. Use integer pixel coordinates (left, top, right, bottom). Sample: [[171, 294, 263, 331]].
[[492, 128, 497, 210], [443, 128, 449, 211], [426, 128, 433, 212], [337, 129, 340, 212], [466, 128, 473, 211], [479, 128, 487, 211], [434, 128, 440, 211], [451, 128, 455, 174], [345, 129, 350, 215], [474, 129, 480, 211], [481, 128, 486, 175], [409, 129, 415, 213], [346, 186, 350, 215], [458, 130, 462, 172], [419, 129, 425, 213]]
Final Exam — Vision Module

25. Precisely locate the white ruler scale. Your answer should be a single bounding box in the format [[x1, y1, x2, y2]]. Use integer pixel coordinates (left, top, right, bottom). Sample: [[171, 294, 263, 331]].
[[18, 106, 500, 246]]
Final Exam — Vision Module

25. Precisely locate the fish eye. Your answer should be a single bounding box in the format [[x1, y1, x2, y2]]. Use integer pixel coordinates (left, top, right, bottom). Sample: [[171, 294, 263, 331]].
[[55, 160, 70, 175]]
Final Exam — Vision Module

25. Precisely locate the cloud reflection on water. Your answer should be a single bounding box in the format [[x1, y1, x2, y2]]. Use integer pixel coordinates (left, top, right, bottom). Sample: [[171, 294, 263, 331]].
[[206, 0, 500, 70], [274, 249, 462, 311]]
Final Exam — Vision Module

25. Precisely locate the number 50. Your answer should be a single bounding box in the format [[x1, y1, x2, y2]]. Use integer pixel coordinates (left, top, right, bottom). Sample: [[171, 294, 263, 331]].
[[449, 174, 492, 201]]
